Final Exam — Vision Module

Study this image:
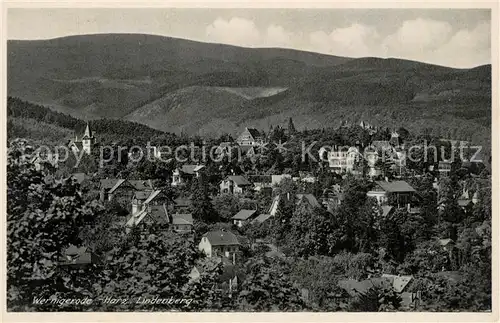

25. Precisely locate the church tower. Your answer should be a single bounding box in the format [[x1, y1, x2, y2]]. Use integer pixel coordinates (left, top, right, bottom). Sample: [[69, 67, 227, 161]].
[[81, 122, 95, 154]]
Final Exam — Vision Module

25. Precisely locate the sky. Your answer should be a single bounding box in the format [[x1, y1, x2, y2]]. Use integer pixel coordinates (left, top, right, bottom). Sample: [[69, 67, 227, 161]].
[[7, 8, 491, 68]]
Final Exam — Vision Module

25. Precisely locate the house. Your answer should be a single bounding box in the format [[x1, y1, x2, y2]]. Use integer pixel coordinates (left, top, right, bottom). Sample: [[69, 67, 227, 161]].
[[236, 127, 264, 147], [131, 190, 169, 215], [59, 245, 99, 269], [126, 204, 170, 230], [438, 161, 452, 176], [338, 274, 420, 309], [171, 165, 205, 186], [99, 179, 136, 202], [437, 238, 455, 252], [250, 174, 291, 192], [249, 175, 273, 192], [327, 146, 360, 174], [189, 257, 243, 293], [171, 213, 193, 232], [267, 193, 321, 216], [220, 176, 252, 195], [199, 230, 240, 260], [68, 122, 95, 155], [381, 274, 420, 309], [231, 209, 258, 227], [367, 180, 416, 207]]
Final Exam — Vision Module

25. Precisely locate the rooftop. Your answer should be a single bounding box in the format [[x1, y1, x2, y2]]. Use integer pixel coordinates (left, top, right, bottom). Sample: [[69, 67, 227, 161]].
[[246, 128, 262, 139], [60, 245, 94, 265], [181, 164, 205, 175], [232, 209, 257, 220], [374, 180, 415, 193], [381, 274, 414, 293], [100, 178, 123, 190], [226, 175, 251, 186], [172, 213, 193, 225], [134, 190, 152, 200], [203, 230, 239, 246], [143, 190, 164, 204]]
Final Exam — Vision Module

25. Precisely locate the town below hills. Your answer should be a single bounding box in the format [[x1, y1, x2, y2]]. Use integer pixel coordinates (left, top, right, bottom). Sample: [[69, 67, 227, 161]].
[[6, 26, 494, 313], [7, 33, 491, 152]]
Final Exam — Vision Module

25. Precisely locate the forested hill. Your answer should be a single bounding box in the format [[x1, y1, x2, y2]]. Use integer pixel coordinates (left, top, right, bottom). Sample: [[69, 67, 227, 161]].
[[7, 97, 172, 145], [8, 33, 491, 143]]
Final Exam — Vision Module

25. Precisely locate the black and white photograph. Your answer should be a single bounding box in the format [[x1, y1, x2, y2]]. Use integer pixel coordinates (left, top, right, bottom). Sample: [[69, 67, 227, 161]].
[[3, 2, 497, 317]]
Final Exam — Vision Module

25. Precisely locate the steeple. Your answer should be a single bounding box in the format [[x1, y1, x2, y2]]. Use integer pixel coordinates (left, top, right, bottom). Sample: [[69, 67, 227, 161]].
[[80, 122, 95, 154], [83, 122, 93, 139]]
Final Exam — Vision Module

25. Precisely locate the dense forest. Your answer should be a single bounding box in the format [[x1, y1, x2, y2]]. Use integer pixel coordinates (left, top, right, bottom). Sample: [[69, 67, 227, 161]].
[[7, 97, 170, 145]]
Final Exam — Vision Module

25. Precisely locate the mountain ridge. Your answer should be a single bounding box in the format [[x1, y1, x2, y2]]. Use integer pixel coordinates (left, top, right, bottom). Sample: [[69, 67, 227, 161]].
[[7, 33, 491, 148]]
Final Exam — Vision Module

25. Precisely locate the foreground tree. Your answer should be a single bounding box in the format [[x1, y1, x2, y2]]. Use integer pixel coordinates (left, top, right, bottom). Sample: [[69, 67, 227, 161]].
[[190, 174, 219, 223], [96, 225, 199, 311], [236, 257, 308, 311], [7, 139, 102, 310], [286, 206, 336, 257]]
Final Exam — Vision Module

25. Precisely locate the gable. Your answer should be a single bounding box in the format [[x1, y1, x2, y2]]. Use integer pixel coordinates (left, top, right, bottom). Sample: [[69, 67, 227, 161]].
[[246, 128, 261, 139]]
